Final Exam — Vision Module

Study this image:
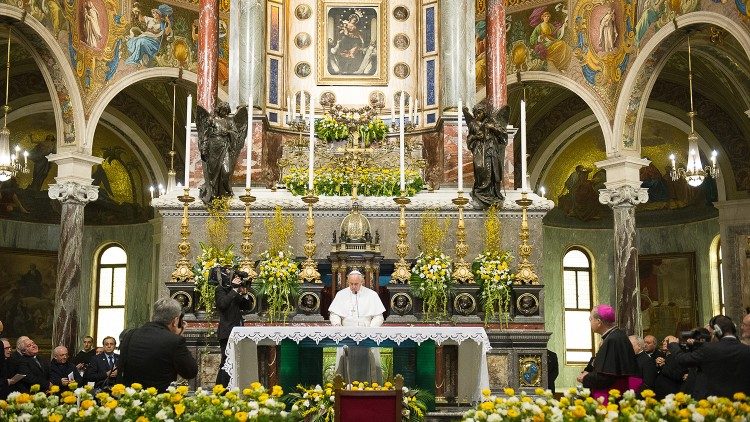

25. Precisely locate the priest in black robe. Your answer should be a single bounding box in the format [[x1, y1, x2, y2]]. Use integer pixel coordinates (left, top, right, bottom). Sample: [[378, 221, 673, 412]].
[[577, 304, 638, 400]]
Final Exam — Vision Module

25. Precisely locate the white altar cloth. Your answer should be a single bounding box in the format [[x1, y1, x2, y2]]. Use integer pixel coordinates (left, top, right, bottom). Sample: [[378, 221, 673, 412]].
[[224, 326, 491, 402]]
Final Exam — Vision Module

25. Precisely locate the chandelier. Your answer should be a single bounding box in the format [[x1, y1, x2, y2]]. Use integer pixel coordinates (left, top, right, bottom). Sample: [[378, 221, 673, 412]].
[[668, 34, 718, 188], [0, 26, 28, 182]]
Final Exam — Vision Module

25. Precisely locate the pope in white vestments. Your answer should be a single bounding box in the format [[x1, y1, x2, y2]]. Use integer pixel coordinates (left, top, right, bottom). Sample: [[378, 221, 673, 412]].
[[328, 270, 386, 383]]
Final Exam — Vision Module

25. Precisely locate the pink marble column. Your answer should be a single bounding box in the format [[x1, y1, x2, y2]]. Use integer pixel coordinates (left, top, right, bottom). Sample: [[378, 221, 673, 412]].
[[197, 0, 219, 113], [48, 182, 99, 350], [485, 0, 507, 110]]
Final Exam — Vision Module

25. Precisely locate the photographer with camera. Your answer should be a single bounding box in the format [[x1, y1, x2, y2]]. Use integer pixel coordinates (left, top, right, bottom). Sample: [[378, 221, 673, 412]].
[[668, 315, 750, 399], [214, 267, 252, 387], [117, 298, 197, 392]]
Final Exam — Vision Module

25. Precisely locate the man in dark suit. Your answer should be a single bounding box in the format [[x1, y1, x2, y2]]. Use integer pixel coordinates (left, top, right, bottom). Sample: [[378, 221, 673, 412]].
[[546, 349, 559, 393], [49, 346, 82, 388], [668, 315, 750, 399], [15, 337, 50, 392], [85, 336, 119, 391], [644, 335, 664, 362], [118, 298, 197, 392], [214, 268, 251, 386], [630, 335, 657, 392]]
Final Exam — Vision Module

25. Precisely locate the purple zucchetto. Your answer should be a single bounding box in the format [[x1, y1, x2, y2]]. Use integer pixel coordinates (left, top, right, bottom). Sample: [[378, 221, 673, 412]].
[[593, 304, 616, 324]]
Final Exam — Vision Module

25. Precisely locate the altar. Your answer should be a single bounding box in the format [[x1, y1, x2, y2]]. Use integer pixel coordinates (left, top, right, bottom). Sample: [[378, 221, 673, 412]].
[[223, 325, 491, 402]]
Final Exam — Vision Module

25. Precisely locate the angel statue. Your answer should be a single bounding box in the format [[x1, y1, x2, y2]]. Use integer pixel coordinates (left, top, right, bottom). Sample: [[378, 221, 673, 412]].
[[196, 101, 248, 204], [463, 99, 510, 210]]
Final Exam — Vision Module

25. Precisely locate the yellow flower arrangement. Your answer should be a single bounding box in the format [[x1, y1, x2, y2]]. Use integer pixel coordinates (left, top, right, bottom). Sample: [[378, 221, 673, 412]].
[[284, 166, 424, 197]]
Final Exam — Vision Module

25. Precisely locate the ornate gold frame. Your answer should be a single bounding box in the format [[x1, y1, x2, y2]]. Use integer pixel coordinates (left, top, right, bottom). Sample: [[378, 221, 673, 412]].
[[316, 0, 389, 86]]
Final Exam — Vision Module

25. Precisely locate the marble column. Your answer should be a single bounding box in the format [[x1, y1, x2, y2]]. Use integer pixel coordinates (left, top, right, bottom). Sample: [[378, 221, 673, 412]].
[[48, 182, 99, 349], [485, 0, 507, 110], [439, 0, 475, 110], [596, 157, 649, 335], [229, 0, 265, 111], [198, 0, 219, 113], [715, 199, 750, 322]]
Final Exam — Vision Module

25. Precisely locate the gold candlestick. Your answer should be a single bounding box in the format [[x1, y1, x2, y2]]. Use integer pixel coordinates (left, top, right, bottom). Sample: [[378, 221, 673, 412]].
[[238, 188, 258, 279], [514, 191, 539, 284], [452, 191, 473, 283], [171, 188, 195, 282], [390, 193, 411, 283], [300, 193, 321, 282]]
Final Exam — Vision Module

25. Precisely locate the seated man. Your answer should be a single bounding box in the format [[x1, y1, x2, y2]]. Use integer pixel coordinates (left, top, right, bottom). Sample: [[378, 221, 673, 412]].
[[84, 337, 119, 391], [15, 337, 50, 393], [328, 270, 386, 383], [49, 346, 82, 388]]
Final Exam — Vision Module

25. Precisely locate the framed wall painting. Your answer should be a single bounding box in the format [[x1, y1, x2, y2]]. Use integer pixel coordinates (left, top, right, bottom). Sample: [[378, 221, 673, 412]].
[[638, 253, 698, 342], [317, 0, 389, 85], [0, 247, 58, 356]]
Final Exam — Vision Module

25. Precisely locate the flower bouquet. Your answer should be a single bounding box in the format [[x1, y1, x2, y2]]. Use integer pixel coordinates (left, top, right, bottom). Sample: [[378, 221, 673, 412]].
[[472, 251, 515, 324], [314, 115, 349, 142], [410, 252, 454, 320], [284, 166, 424, 197], [357, 118, 388, 147], [192, 242, 240, 314], [254, 250, 300, 322]]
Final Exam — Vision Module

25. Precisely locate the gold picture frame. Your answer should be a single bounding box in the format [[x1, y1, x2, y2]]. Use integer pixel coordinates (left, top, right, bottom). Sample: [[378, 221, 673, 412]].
[[317, 0, 389, 85]]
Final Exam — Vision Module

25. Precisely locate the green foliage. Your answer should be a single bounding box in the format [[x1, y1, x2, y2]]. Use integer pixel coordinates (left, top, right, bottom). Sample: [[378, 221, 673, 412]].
[[314, 115, 349, 142], [284, 166, 423, 197], [254, 250, 301, 323], [410, 252, 454, 321]]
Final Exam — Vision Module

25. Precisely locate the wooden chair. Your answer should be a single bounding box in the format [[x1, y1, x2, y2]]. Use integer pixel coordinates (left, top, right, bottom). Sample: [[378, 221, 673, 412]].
[[333, 374, 404, 422]]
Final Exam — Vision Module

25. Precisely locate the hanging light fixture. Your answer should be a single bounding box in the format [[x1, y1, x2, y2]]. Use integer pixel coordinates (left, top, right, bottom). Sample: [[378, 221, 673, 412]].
[[668, 34, 719, 188], [0, 26, 28, 182]]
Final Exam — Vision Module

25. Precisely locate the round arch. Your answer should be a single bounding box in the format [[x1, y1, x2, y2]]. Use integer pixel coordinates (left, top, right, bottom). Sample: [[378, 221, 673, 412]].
[[0, 4, 85, 148], [613, 11, 750, 157], [509, 71, 613, 154], [86, 68, 231, 152]]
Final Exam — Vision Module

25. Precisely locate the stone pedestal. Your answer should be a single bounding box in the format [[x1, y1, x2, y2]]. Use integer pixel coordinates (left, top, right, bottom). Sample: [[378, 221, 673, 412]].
[[386, 284, 420, 323], [293, 283, 325, 322], [451, 284, 481, 323], [512, 284, 544, 324], [486, 330, 551, 393]]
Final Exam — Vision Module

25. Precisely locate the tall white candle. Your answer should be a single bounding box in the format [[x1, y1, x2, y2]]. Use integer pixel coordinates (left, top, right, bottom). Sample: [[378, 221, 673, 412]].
[[246, 100, 253, 188], [286, 96, 291, 124], [399, 94, 405, 193], [301, 92, 306, 121], [457, 98, 463, 192], [184, 94, 193, 188], [520, 99, 528, 191], [308, 96, 315, 191]]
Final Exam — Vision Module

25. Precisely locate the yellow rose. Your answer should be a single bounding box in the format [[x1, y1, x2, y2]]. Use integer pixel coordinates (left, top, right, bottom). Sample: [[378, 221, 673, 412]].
[[235, 411, 248, 422], [607, 403, 618, 412], [48, 414, 63, 422], [63, 395, 77, 404], [0, 400, 7, 410], [608, 389, 621, 398], [272, 385, 283, 397], [106, 400, 118, 409], [675, 392, 687, 403], [258, 393, 269, 402], [81, 399, 95, 410], [504, 387, 515, 396], [174, 403, 186, 416], [508, 408, 520, 418], [49, 385, 60, 394], [171, 394, 183, 403], [176, 385, 188, 395], [480, 401, 494, 411], [571, 405, 587, 418], [146, 387, 157, 395], [243, 388, 252, 396], [136, 417, 150, 422], [212, 398, 221, 405], [640, 389, 655, 399], [131, 383, 143, 390], [482, 388, 492, 396], [213, 384, 226, 395], [30, 384, 40, 393], [734, 392, 747, 401], [16, 393, 31, 404]]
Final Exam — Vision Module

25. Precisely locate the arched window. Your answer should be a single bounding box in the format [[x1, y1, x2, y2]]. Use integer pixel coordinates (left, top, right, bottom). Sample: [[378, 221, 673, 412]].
[[563, 248, 594, 364], [94, 245, 127, 346]]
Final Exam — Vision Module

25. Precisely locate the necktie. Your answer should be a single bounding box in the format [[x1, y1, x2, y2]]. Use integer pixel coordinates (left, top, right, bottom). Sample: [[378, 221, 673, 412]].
[[108, 355, 114, 369]]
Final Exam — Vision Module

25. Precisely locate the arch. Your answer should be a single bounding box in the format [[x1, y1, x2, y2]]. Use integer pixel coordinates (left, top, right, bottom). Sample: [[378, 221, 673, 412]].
[[510, 71, 613, 154], [0, 4, 85, 148], [613, 11, 750, 157], [86, 68, 229, 152], [99, 110, 166, 187]]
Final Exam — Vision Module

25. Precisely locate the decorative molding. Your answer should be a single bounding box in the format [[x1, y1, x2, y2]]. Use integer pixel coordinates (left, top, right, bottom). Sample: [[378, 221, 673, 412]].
[[48, 182, 100, 205], [598, 185, 649, 208]]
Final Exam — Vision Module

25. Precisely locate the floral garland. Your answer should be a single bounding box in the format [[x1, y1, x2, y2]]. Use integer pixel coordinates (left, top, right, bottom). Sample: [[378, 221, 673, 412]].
[[254, 250, 300, 322], [284, 166, 424, 197], [410, 252, 454, 320], [0, 382, 296, 421], [472, 251, 515, 324], [192, 242, 240, 314], [288, 381, 430, 422], [463, 387, 750, 422]]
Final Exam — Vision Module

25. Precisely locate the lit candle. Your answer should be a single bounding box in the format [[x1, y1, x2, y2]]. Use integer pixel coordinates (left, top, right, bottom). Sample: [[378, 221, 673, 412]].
[[308, 96, 315, 191], [399, 93, 405, 193], [184, 94, 193, 187], [669, 154, 676, 170], [540, 186, 546, 198], [457, 98, 463, 192], [246, 98, 253, 189], [520, 99, 528, 192], [23, 150, 28, 167], [711, 150, 717, 166], [149, 186, 154, 199]]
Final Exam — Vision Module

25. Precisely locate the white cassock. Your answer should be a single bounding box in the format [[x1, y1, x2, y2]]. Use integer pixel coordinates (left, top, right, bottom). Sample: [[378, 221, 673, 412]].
[[328, 286, 386, 383]]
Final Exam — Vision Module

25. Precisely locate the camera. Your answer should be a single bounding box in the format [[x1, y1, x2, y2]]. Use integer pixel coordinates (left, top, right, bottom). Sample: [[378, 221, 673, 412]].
[[678, 328, 711, 351], [210, 266, 251, 289]]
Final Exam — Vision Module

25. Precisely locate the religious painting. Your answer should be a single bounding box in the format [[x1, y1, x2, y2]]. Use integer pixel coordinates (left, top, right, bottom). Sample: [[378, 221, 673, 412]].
[[639, 253, 698, 343], [317, 1, 389, 85], [0, 248, 58, 357], [504, 3, 573, 73], [573, 0, 635, 85]]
